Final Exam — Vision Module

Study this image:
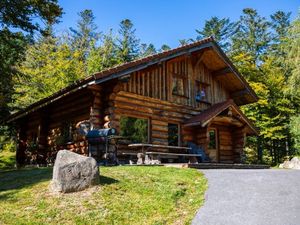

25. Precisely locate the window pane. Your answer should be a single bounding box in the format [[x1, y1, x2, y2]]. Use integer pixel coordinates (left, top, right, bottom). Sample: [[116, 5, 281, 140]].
[[177, 79, 184, 95], [208, 130, 216, 149], [172, 77, 185, 96], [120, 116, 148, 143], [168, 123, 179, 146], [172, 77, 178, 94]]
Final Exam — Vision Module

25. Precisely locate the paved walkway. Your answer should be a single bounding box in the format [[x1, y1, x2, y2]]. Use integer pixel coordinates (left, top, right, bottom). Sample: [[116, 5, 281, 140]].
[[192, 169, 300, 225]]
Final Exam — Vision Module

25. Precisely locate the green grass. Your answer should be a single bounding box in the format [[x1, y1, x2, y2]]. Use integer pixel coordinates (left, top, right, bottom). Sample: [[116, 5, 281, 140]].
[[0, 150, 16, 170], [0, 166, 207, 225]]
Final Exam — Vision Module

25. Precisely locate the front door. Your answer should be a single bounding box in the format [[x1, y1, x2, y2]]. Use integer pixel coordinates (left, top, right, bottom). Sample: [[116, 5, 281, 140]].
[[207, 128, 219, 162]]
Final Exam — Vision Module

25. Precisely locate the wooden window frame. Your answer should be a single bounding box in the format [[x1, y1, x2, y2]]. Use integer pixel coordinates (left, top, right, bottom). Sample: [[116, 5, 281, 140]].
[[195, 80, 210, 104], [119, 114, 151, 143], [168, 123, 181, 146], [168, 57, 189, 98]]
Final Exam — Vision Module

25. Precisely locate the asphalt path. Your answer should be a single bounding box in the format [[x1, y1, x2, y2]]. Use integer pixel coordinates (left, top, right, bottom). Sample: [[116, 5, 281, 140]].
[[192, 169, 300, 225]]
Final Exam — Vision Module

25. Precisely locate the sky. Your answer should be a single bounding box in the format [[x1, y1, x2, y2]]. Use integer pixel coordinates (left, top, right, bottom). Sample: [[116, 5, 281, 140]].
[[56, 0, 300, 48]]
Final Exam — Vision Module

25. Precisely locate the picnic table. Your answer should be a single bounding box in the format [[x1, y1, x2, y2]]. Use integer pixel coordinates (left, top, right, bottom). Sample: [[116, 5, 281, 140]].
[[126, 143, 202, 164]]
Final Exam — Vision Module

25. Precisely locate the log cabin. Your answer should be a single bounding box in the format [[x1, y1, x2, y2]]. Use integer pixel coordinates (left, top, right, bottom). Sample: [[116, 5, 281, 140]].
[[6, 37, 258, 166]]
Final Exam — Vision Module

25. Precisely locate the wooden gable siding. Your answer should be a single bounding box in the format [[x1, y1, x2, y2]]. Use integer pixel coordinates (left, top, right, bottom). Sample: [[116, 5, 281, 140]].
[[122, 55, 230, 111]]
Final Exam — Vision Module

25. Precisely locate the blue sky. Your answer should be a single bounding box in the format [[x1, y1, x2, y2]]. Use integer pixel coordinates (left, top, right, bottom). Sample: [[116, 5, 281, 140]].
[[56, 0, 299, 48]]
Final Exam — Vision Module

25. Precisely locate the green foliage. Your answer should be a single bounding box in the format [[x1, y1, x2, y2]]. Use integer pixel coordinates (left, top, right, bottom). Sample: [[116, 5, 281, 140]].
[[231, 8, 271, 65], [160, 44, 171, 52], [0, 0, 62, 33], [290, 116, 300, 154], [285, 12, 300, 97], [87, 30, 119, 74], [0, 0, 62, 120], [196, 16, 236, 51], [140, 43, 157, 57], [12, 31, 85, 108], [0, 148, 16, 169], [117, 19, 140, 63], [0, 166, 207, 224], [0, 29, 28, 118]]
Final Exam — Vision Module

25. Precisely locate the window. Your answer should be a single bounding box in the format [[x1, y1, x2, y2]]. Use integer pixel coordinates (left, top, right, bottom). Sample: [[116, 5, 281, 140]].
[[120, 116, 148, 143], [169, 58, 188, 97], [168, 123, 179, 146], [195, 81, 209, 103], [208, 129, 217, 149]]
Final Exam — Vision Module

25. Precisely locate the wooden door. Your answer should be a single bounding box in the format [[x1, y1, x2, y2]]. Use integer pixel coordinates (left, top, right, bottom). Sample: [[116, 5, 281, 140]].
[[207, 128, 219, 162]]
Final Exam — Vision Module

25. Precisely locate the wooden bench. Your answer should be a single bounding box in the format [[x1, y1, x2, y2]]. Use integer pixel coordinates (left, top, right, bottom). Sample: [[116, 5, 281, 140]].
[[126, 144, 201, 164]]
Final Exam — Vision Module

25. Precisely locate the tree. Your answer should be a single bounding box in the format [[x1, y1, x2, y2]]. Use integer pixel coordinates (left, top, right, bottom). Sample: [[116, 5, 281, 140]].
[[87, 30, 119, 74], [140, 43, 156, 57], [116, 19, 140, 63], [0, 0, 62, 33], [160, 44, 171, 52], [14, 30, 85, 109], [285, 12, 300, 97], [69, 9, 100, 75], [179, 39, 191, 46], [0, 0, 62, 119], [196, 17, 236, 51], [231, 8, 271, 66]]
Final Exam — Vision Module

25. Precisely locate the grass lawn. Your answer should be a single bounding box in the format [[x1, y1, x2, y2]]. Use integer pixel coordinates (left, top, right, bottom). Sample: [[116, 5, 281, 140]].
[[0, 166, 207, 225]]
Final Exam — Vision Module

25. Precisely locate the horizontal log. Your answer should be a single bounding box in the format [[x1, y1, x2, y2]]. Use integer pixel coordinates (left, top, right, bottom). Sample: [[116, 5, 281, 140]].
[[152, 124, 168, 133], [220, 146, 233, 151], [152, 132, 168, 139], [114, 108, 183, 123], [219, 151, 234, 156], [151, 120, 168, 126], [117, 91, 200, 115]]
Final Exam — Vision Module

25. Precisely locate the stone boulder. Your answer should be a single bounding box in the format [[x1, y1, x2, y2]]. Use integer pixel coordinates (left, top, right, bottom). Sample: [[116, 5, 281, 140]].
[[279, 157, 300, 170], [50, 150, 99, 193]]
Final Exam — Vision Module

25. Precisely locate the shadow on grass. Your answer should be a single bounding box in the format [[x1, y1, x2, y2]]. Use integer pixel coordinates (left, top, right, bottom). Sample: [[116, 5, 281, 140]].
[[100, 175, 119, 186], [0, 167, 52, 202], [0, 167, 52, 192]]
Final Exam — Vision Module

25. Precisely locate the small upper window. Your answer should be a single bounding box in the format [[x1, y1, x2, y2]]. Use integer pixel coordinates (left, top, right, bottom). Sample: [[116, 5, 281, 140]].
[[195, 81, 209, 103], [168, 58, 188, 97], [208, 129, 217, 149], [168, 123, 179, 146]]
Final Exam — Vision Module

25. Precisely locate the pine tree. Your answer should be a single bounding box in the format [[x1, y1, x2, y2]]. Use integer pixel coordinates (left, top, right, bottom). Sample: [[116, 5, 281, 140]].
[[160, 44, 171, 52], [87, 30, 119, 74], [69, 9, 100, 75], [196, 16, 236, 51], [140, 43, 156, 57], [231, 8, 271, 67], [116, 19, 140, 63]]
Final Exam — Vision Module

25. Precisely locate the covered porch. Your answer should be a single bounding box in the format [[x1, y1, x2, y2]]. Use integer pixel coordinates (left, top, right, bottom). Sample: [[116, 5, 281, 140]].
[[183, 99, 258, 163]]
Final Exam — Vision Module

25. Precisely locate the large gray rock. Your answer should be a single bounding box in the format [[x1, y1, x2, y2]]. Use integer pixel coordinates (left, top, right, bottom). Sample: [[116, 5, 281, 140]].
[[279, 157, 300, 170], [50, 150, 99, 193]]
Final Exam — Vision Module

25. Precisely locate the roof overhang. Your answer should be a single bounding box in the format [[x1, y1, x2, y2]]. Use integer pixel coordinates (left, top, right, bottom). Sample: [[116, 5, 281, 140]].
[[184, 99, 259, 135]]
